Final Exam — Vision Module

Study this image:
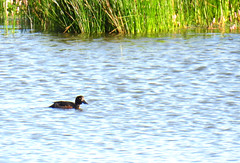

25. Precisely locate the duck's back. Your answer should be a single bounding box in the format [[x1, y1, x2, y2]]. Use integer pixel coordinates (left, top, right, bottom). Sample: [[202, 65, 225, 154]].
[[50, 101, 75, 109]]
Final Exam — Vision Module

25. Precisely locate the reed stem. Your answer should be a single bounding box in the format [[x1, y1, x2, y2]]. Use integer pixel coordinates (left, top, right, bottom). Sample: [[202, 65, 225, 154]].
[[1, 0, 240, 34]]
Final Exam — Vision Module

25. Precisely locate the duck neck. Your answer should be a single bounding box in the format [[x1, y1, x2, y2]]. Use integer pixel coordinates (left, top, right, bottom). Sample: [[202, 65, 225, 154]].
[[75, 104, 80, 109]]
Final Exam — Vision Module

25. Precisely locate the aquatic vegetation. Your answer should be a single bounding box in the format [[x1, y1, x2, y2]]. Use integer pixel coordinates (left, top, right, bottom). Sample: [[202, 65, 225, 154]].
[[0, 0, 27, 33], [1, 0, 240, 34]]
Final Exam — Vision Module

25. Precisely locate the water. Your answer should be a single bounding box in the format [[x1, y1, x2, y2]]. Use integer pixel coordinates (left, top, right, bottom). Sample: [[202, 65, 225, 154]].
[[1, 28, 240, 162]]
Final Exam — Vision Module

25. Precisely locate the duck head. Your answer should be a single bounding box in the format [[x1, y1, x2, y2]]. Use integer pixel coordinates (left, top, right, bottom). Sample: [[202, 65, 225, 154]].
[[75, 95, 88, 105]]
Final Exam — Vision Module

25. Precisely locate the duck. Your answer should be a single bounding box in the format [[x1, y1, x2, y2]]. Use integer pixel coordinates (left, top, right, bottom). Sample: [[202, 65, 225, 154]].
[[49, 95, 88, 110]]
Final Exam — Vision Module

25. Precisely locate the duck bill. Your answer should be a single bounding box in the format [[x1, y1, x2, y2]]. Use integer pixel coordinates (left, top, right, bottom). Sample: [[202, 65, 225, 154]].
[[83, 100, 88, 104]]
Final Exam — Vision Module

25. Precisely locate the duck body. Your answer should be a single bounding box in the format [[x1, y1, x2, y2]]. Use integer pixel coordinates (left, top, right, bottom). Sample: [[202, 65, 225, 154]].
[[50, 101, 77, 109], [49, 95, 88, 110]]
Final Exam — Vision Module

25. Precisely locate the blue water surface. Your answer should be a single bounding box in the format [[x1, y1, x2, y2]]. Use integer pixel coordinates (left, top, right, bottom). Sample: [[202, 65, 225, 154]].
[[0, 27, 240, 162]]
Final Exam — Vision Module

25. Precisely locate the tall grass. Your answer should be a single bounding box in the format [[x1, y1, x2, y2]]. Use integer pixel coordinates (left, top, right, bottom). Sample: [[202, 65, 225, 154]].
[[2, 0, 240, 34], [0, 0, 28, 33]]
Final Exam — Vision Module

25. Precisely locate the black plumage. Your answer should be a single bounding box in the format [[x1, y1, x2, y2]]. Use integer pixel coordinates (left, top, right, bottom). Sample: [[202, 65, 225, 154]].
[[50, 95, 88, 109]]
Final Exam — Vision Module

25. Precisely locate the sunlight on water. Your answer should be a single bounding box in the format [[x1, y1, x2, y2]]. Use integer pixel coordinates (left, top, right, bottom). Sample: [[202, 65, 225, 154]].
[[1, 28, 240, 162]]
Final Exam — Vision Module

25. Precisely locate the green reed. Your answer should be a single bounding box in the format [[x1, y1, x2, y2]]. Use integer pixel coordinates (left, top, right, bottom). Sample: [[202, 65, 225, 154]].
[[0, 0, 28, 33], [3, 0, 240, 34]]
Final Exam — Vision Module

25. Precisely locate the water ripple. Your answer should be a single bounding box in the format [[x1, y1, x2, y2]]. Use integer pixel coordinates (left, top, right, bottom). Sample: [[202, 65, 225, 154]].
[[0, 30, 240, 162]]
